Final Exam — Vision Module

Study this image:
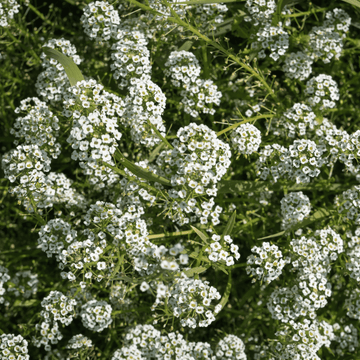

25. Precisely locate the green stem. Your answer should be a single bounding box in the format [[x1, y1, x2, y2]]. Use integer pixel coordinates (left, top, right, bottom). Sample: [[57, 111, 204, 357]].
[[148, 229, 194, 239], [126, 0, 278, 103], [219, 269, 232, 309], [147, 119, 174, 149], [283, 7, 329, 18], [200, 40, 210, 79], [217, 114, 275, 136]]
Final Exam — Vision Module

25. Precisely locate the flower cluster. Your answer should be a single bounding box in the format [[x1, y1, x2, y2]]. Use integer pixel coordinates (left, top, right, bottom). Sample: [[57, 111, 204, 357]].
[[244, 0, 277, 26], [164, 50, 201, 88], [290, 229, 343, 266], [151, 273, 222, 328], [331, 320, 359, 356], [305, 74, 340, 112], [112, 324, 245, 360], [309, 8, 351, 64], [334, 186, 360, 225], [7, 270, 39, 299], [193, 3, 228, 31], [147, 0, 191, 23], [110, 32, 151, 89], [230, 123, 262, 155], [1, 144, 53, 212], [344, 288, 360, 320], [38, 218, 77, 256], [164, 51, 222, 117], [80, 299, 113, 332], [80, 1, 121, 44], [255, 22, 289, 62], [280, 191, 311, 230], [66, 334, 93, 350], [283, 51, 314, 81], [40, 291, 77, 326], [246, 242, 289, 284], [33, 321, 63, 352], [270, 103, 317, 138], [267, 285, 314, 323], [0, 333, 29, 360], [204, 234, 240, 266], [156, 123, 231, 225], [109, 282, 136, 324], [0, 0, 20, 28], [272, 319, 334, 359], [0, 266, 11, 306], [64, 79, 125, 189], [344, 228, 360, 282], [36, 38, 82, 104], [122, 75, 167, 147], [11, 97, 61, 158], [83, 201, 154, 263], [215, 334, 246, 360], [256, 139, 327, 184]]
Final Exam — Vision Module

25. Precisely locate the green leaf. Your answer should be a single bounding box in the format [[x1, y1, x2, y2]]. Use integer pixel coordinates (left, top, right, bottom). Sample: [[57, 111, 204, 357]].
[[271, 0, 284, 26], [257, 231, 285, 241], [184, 265, 210, 278], [101, 161, 161, 194], [178, 40, 194, 51], [148, 143, 165, 163], [214, 263, 229, 275], [114, 150, 171, 186], [188, 251, 211, 263], [231, 15, 250, 39], [290, 207, 333, 231], [342, 0, 360, 8], [217, 180, 348, 195], [13, 299, 39, 307], [257, 208, 333, 240], [190, 225, 210, 243], [222, 210, 236, 238], [42, 47, 84, 86], [219, 270, 232, 308], [206, 17, 234, 37]]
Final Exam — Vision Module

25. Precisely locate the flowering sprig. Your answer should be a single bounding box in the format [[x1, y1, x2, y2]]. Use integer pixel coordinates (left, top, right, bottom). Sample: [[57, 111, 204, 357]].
[[246, 242, 290, 285]]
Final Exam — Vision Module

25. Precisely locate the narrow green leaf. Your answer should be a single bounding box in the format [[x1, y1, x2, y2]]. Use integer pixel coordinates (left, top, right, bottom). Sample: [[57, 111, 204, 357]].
[[190, 225, 210, 243], [101, 160, 160, 194], [257, 208, 333, 240], [257, 231, 285, 241], [148, 143, 165, 163], [272, 0, 284, 26], [222, 210, 237, 237], [206, 17, 235, 37], [148, 229, 194, 239], [290, 208, 333, 231], [42, 47, 84, 86], [184, 265, 210, 278], [13, 299, 39, 307], [188, 251, 211, 263], [178, 40, 194, 51], [217, 114, 275, 136], [214, 263, 229, 275], [231, 15, 250, 39], [342, 0, 360, 8], [219, 270, 232, 308], [217, 180, 348, 194], [114, 150, 171, 186]]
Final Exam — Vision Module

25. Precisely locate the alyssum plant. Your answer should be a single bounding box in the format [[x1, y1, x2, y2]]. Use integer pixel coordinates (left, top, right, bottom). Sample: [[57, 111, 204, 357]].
[[1, 0, 360, 359]]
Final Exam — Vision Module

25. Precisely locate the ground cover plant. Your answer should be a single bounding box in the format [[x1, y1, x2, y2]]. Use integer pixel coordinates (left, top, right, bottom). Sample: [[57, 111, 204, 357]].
[[2, 0, 360, 358]]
